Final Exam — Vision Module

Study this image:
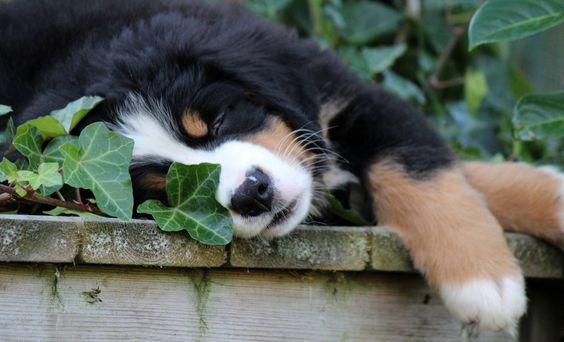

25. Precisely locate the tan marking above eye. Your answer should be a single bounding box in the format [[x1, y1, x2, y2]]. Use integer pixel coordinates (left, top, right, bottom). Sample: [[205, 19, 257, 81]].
[[182, 110, 208, 138], [244, 117, 316, 168]]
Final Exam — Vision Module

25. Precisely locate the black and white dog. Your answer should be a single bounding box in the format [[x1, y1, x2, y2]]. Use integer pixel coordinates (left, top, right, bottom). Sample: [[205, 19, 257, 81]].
[[1, 0, 563, 333]]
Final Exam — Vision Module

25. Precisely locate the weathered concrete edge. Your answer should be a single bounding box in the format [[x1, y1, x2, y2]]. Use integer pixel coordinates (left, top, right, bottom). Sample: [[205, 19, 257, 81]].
[[0, 215, 562, 278]]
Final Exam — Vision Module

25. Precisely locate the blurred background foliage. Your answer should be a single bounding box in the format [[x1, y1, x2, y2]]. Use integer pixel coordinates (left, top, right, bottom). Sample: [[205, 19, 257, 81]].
[[238, 0, 564, 167]]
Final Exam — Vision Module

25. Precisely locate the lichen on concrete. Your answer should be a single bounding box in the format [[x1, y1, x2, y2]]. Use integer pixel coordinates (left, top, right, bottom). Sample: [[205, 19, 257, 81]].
[[507, 233, 564, 278], [369, 227, 413, 272], [230, 226, 370, 270], [81, 218, 226, 267], [0, 215, 80, 263], [0, 215, 561, 279]]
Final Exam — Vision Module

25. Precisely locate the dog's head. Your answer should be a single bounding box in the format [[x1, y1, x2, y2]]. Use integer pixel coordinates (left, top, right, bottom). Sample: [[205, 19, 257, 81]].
[[96, 8, 329, 238]]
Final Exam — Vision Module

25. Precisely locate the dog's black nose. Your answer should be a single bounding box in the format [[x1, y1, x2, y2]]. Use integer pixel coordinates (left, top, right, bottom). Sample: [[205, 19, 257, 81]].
[[230, 168, 274, 217]]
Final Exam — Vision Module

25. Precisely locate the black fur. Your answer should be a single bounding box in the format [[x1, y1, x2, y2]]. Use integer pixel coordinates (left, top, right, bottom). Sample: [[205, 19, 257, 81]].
[[0, 0, 455, 210]]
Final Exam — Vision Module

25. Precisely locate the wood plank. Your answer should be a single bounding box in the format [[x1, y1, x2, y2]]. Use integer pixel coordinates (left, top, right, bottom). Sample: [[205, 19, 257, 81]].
[[0, 264, 513, 341]]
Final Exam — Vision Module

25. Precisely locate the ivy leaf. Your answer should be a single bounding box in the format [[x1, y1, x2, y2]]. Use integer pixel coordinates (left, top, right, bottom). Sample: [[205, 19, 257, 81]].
[[469, 0, 564, 50], [138, 163, 233, 245], [0, 105, 12, 116], [44, 135, 79, 164], [326, 193, 370, 226], [60, 122, 134, 220], [362, 44, 406, 76], [17, 116, 66, 139], [14, 184, 27, 197], [50, 96, 103, 133], [0, 117, 15, 147], [44, 206, 104, 218], [16, 162, 63, 195], [13, 125, 44, 170], [0, 158, 18, 183], [513, 92, 564, 141], [465, 70, 488, 115], [17, 96, 103, 139]]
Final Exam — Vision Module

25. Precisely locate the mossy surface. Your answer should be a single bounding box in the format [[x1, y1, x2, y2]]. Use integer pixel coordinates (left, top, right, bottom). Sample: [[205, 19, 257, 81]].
[[187, 269, 211, 340]]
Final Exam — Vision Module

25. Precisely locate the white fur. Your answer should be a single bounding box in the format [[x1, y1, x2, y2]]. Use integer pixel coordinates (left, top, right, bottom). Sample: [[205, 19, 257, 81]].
[[322, 163, 359, 189], [440, 275, 526, 336], [114, 95, 312, 238], [539, 166, 564, 232]]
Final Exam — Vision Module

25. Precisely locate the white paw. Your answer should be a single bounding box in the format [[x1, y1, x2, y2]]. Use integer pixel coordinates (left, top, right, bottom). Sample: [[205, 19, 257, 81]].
[[440, 275, 526, 336]]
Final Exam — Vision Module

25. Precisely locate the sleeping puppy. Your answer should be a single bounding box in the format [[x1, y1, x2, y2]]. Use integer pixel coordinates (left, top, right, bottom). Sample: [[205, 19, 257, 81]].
[[1, 0, 563, 334]]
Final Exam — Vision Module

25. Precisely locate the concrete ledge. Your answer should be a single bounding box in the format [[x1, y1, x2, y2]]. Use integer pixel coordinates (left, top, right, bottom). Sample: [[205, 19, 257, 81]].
[[231, 226, 370, 270], [0, 215, 562, 278], [0, 216, 80, 263], [81, 219, 226, 267]]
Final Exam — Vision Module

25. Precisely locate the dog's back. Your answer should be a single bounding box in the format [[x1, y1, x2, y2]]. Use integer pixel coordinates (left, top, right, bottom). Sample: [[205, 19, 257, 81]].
[[0, 0, 219, 117]]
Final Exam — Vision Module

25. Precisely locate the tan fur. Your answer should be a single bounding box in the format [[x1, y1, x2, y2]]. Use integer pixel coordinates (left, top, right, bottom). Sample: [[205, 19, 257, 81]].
[[182, 110, 208, 138], [319, 99, 348, 139], [140, 173, 167, 190], [368, 161, 519, 287], [464, 161, 564, 247], [244, 117, 313, 167]]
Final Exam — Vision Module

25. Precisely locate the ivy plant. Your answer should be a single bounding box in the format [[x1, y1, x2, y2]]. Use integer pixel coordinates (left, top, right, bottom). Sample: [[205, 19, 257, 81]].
[[0, 97, 232, 245]]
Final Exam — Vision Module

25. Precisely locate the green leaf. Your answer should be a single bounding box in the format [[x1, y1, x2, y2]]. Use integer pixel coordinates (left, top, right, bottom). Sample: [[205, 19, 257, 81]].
[[14, 184, 27, 197], [17, 115, 67, 139], [424, 0, 477, 11], [0, 117, 15, 147], [43, 135, 80, 164], [50, 96, 103, 134], [477, 56, 516, 112], [326, 193, 370, 226], [338, 47, 371, 80], [362, 44, 407, 76], [0, 158, 18, 183], [13, 125, 44, 170], [513, 91, 564, 141], [465, 70, 488, 115], [421, 11, 453, 53], [245, 0, 293, 19], [17, 96, 103, 139], [44, 206, 104, 218], [138, 163, 233, 245], [508, 65, 535, 99], [0, 105, 12, 116], [16, 162, 63, 195], [60, 122, 134, 220], [340, 1, 402, 44], [469, 0, 564, 50], [382, 70, 426, 104]]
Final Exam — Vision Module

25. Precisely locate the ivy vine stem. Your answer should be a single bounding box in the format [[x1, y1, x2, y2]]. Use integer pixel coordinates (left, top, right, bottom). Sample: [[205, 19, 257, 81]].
[[0, 183, 106, 215]]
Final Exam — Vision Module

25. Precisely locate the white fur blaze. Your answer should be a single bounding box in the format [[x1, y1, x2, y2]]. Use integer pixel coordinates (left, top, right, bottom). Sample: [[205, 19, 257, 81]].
[[440, 274, 526, 336]]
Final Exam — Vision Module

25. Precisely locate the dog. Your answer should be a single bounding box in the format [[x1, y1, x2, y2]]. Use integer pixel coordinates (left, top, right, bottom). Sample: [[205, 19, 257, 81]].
[[1, 0, 563, 334]]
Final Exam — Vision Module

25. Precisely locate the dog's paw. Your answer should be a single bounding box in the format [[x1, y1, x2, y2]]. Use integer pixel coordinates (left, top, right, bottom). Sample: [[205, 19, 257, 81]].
[[440, 274, 526, 336]]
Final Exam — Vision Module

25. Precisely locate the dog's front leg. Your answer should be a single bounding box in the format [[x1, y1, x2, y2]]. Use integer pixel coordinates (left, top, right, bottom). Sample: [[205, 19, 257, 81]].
[[367, 160, 525, 334], [322, 84, 526, 334]]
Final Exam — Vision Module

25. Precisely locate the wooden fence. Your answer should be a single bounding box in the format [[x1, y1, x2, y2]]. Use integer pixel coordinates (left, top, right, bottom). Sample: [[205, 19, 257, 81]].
[[0, 216, 562, 341]]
